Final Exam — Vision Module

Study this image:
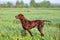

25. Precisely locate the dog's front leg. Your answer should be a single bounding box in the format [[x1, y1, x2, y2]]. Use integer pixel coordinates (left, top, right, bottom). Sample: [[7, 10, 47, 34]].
[[38, 25, 44, 37], [22, 29, 27, 36], [27, 29, 33, 36]]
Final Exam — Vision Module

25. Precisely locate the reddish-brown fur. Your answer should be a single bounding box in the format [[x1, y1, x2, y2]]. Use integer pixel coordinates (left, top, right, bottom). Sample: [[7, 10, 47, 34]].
[[15, 14, 50, 37]]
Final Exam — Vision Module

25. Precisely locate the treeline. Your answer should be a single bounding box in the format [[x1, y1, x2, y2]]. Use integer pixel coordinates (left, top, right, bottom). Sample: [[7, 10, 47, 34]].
[[0, 0, 60, 8]]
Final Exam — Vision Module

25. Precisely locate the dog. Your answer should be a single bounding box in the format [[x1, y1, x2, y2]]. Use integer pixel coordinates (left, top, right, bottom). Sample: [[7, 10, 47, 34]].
[[15, 14, 50, 37]]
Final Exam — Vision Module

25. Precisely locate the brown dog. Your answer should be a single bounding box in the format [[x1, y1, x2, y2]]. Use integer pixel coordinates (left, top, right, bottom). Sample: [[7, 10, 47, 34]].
[[15, 14, 50, 37]]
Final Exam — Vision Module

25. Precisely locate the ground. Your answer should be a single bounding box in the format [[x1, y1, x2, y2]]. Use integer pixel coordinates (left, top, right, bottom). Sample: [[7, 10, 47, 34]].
[[0, 8, 60, 40]]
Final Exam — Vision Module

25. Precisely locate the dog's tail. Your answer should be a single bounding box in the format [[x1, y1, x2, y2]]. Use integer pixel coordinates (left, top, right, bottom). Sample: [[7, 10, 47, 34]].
[[43, 20, 51, 22]]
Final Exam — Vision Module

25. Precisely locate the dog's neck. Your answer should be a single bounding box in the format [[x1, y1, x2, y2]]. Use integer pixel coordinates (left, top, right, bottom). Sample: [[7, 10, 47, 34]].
[[19, 16, 27, 24]]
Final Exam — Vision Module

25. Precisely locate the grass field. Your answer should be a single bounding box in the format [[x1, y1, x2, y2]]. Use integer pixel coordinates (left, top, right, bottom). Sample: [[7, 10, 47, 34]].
[[0, 8, 60, 40]]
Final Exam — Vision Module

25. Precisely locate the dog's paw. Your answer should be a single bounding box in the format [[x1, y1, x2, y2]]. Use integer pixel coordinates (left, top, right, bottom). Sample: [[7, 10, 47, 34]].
[[21, 32, 27, 36], [41, 33, 44, 37]]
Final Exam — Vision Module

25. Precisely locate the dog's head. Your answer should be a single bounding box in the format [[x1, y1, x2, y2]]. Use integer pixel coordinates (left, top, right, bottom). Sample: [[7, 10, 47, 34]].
[[15, 14, 24, 19]]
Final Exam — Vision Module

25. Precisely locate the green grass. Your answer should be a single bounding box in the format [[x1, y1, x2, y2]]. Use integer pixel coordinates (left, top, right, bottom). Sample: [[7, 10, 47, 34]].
[[0, 8, 60, 40]]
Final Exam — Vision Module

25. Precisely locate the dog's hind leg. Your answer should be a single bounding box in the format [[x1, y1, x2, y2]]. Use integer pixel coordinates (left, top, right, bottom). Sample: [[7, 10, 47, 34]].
[[37, 25, 44, 37]]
